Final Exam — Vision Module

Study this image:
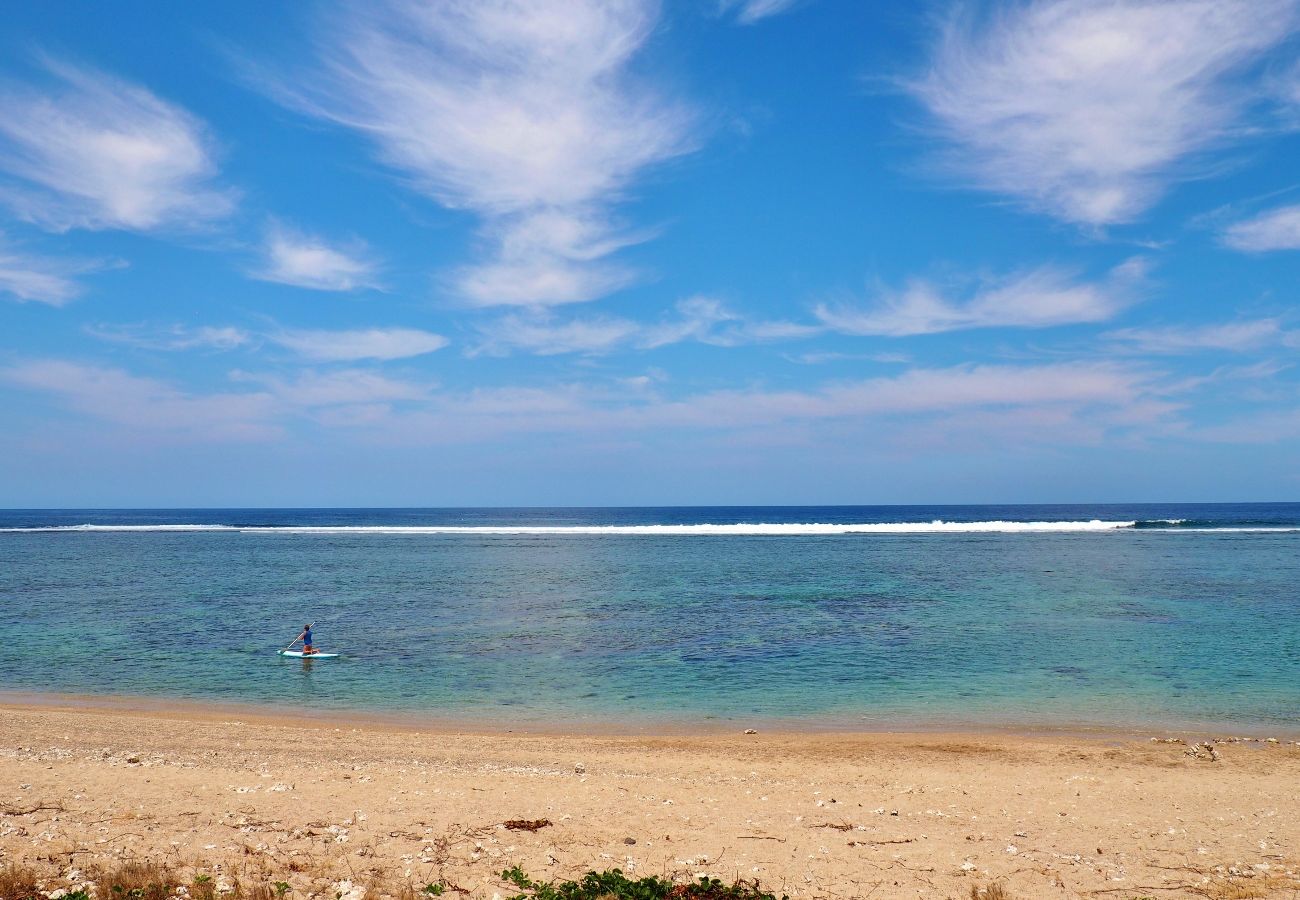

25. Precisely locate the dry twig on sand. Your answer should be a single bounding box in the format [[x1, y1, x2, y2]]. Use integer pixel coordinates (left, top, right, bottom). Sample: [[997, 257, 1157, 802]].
[[1, 803, 64, 817], [810, 822, 855, 832]]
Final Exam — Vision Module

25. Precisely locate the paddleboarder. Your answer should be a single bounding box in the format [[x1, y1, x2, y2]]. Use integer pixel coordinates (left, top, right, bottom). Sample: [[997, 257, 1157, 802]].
[[280, 622, 337, 658]]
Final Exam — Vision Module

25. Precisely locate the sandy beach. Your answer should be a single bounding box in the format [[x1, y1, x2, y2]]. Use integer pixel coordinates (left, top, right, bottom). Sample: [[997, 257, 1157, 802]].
[[1, 703, 1298, 899]]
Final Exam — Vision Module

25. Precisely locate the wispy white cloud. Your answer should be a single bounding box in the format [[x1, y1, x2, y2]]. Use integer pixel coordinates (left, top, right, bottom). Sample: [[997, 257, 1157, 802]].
[[785, 351, 911, 365], [87, 321, 447, 362], [0, 59, 234, 232], [236, 368, 435, 408], [252, 222, 381, 291], [0, 238, 109, 305], [816, 260, 1144, 337], [1159, 359, 1292, 398], [639, 295, 742, 348], [908, 0, 1298, 226], [737, 319, 823, 342], [87, 322, 253, 351], [1277, 60, 1300, 110], [5, 355, 1181, 451], [268, 0, 695, 307], [1193, 406, 1300, 443], [474, 313, 641, 356], [3, 360, 278, 441], [620, 362, 1153, 430], [3, 359, 439, 442], [1222, 203, 1300, 251], [720, 0, 804, 24], [350, 361, 1171, 448], [437, 363, 1160, 441], [1105, 317, 1297, 353], [453, 207, 645, 307], [0, 257, 79, 305], [303, 360, 1162, 450], [472, 295, 819, 355], [269, 327, 448, 362]]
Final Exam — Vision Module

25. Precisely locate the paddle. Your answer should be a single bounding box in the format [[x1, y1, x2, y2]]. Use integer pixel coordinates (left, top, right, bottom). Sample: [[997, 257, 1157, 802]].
[[282, 623, 314, 653]]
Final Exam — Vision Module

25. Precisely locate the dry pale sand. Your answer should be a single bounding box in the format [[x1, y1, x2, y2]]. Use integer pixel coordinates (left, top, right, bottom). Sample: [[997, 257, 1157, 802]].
[[2, 703, 1299, 900]]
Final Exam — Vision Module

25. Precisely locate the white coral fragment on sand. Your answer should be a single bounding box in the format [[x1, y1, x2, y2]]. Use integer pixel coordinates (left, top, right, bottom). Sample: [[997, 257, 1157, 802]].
[[332, 881, 364, 900]]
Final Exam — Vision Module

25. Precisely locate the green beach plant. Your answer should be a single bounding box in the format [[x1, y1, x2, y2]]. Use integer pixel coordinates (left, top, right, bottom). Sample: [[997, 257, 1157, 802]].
[[499, 868, 787, 900]]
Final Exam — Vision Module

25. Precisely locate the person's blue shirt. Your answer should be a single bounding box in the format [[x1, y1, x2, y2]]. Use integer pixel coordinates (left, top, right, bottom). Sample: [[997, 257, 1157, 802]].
[[303, 627, 313, 644]]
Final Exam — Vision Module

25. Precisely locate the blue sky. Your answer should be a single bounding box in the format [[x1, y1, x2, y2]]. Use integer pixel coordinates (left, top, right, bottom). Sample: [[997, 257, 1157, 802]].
[[2, 0, 1300, 506]]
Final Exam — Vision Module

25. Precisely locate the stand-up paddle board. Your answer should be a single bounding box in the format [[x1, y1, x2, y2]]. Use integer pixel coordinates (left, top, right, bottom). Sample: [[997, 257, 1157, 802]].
[[279, 650, 339, 658]]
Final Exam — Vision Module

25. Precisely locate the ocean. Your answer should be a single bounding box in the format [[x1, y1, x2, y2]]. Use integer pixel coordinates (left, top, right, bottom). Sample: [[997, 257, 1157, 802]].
[[2, 504, 1297, 733]]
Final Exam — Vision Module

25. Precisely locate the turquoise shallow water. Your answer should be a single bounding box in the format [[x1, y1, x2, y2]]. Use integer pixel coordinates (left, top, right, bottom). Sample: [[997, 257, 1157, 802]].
[[1, 505, 1298, 732]]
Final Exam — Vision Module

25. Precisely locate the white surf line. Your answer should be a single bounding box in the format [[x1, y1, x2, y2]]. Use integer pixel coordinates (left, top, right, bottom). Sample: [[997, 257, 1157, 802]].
[[0, 524, 239, 532], [2, 519, 1143, 535], [239, 520, 1140, 534]]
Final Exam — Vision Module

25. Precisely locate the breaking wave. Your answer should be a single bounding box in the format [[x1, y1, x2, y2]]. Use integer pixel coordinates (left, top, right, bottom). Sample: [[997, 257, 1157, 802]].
[[3, 519, 1137, 534], [3, 520, 1298, 535]]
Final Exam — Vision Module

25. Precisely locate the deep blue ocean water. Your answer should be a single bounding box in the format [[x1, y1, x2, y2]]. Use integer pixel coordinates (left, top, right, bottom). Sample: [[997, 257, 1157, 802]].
[[1, 504, 1298, 732]]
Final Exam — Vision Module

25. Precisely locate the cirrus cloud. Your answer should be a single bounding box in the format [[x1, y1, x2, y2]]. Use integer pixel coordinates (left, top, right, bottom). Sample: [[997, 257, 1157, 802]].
[[269, 327, 448, 362], [472, 295, 820, 356], [1104, 317, 1297, 353], [0, 239, 113, 306], [252, 222, 381, 291], [908, 0, 1299, 226], [816, 259, 1146, 337], [0, 59, 234, 232], [87, 321, 448, 362], [264, 0, 696, 307], [1222, 204, 1300, 252], [5, 355, 1170, 452], [720, 0, 806, 24], [2, 359, 278, 441], [87, 323, 253, 352]]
